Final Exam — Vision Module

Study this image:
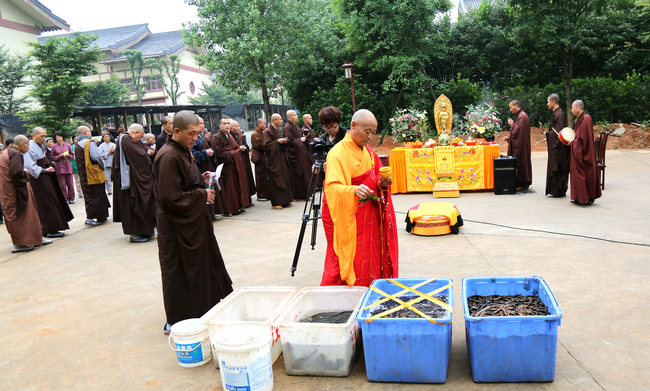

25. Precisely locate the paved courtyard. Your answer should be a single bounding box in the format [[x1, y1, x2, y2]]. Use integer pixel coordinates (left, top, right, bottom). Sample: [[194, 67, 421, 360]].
[[1, 150, 649, 391]]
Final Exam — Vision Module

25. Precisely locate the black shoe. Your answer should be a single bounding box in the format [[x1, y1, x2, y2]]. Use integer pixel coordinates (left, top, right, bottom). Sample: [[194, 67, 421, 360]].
[[163, 323, 172, 335], [69, 200, 75, 204], [141, 233, 155, 238], [570, 199, 576, 204], [239, 208, 246, 213], [587, 199, 595, 205], [97, 217, 107, 223], [46, 232, 65, 238], [78, 194, 83, 198], [247, 203, 255, 207], [130, 235, 148, 243], [257, 198, 269, 202], [223, 213, 232, 217], [85, 219, 101, 227], [12, 245, 34, 253], [213, 214, 222, 221]]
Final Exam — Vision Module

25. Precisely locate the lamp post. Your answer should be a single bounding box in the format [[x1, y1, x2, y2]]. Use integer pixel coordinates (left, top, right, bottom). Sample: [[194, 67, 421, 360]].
[[342, 62, 356, 113]]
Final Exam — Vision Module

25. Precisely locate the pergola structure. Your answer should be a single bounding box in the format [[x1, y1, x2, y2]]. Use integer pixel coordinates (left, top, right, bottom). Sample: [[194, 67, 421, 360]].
[[72, 105, 225, 134]]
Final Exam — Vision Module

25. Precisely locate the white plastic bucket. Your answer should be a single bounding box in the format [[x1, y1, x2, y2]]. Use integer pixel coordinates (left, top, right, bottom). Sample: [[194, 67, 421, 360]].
[[168, 318, 212, 368], [213, 323, 273, 391]]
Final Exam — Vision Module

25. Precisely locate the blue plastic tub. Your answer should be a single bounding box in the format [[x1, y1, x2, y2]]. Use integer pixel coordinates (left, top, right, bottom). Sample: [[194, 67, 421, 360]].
[[356, 278, 453, 384], [462, 276, 563, 382]]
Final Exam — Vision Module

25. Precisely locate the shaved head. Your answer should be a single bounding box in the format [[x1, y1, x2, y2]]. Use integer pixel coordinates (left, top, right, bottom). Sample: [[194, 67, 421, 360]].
[[32, 127, 46, 136], [77, 126, 90, 136], [350, 109, 375, 127], [573, 100, 584, 110], [14, 135, 28, 146], [350, 109, 377, 148], [271, 113, 282, 121], [173, 110, 200, 131]]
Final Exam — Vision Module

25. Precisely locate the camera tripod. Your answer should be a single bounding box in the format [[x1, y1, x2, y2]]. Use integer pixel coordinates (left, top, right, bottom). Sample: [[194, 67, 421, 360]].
[[290, 159, 325, 277]]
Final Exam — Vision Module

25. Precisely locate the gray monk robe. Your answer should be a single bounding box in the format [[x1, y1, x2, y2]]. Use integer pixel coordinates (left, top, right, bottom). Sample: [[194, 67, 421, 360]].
[[545, 107, 570, 196], [23, 140, 73, 234], [251, 128, 270, 200], [154, 137, 233, 325], [283, 121, 316, 200], [118, 134, 156, 236], [263, 124, 293, 206], [75, 136, 110, 220], [507, 110, 532, 188], [0, 147, 42, 246], [212, 131, 250, 215]]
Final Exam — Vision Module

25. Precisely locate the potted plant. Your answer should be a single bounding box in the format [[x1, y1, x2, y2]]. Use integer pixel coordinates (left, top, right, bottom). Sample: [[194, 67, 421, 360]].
[[460, 103, 502, 143], [390, 109, 428, 148]]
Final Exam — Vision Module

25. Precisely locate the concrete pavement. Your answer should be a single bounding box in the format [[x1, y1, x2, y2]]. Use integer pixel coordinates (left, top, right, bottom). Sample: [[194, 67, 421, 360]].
[[1, 150, 649, 390]]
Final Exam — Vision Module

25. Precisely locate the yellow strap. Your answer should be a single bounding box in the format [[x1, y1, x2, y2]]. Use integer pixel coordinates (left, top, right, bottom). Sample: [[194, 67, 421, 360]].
[[362, 280, 453, 325], [359, 278, 436, 311]]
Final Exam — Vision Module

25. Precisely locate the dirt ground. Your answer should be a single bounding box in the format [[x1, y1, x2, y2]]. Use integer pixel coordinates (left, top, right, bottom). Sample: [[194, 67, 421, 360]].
[[371, 123, 650, 155]]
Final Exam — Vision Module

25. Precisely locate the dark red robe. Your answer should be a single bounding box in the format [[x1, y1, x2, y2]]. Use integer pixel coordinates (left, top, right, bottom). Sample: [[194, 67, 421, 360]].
[[507, 110, 532, 187], [211, 131, 250, 214], [570, 113, 601, 203], [118, 134, 156, 236], [263, 124, 293, 207], [232, 131, 256, 198], [153, 137, 233, 325], [545, 107, 570, 196]]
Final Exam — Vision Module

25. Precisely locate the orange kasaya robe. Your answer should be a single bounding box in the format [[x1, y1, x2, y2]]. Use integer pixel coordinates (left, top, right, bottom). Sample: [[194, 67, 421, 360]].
[[320, 133, 399, 287]]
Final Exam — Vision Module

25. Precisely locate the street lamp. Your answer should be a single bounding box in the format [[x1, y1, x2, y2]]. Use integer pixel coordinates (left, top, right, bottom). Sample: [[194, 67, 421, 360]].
[[342, 62, 356, 113]]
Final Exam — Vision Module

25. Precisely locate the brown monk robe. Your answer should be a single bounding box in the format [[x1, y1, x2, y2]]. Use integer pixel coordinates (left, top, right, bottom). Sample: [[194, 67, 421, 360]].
[[230, 120, 256, 200], [75, 127, 110, 225], [545, 95, 570, 197], [154, 115, 173, 157], [251, 118, 270, 201], [0, 142, 43, 247], [263, 114, 293, 208], [118, 127, 156, 239], [192, 119, 224, 217], [569, 101, 601, 205], [283, 110, 316, 200], [506, 101, 532, 189], [112, 135, 123, 223], [211, 119, 250, 215], [23, 128, 73, 236], [154, 111, 233, 329]]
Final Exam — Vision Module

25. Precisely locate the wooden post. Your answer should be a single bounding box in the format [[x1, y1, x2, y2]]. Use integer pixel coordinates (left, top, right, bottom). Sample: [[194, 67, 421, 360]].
[[207, 107, 214, 131], [133, 114, 138, 124], [113, 114, 119, 130], [123, 111, 128, 130], [146, 111, 152, 133], [91, 116, 97, 132], [244, 105, 249, 131], [97, 112, 103, 131]]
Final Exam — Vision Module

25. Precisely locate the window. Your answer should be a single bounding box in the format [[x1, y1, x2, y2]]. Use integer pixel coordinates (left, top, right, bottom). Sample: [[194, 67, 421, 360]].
[[143, 77, 164, 91], [189, 81, 196, 95]]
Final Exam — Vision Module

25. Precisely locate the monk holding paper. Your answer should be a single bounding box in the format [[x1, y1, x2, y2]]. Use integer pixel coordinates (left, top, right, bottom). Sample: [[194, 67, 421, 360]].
[[320, 109, 399, 287]]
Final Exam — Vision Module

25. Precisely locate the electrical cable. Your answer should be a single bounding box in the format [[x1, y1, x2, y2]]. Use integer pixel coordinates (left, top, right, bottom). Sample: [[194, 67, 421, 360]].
[[395, 210, 650, 248]]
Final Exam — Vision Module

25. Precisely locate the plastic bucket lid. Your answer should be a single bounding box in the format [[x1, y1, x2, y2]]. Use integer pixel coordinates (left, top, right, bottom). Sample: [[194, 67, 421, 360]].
[[171, 318, 209, 337], [213, 323, 271, 354]]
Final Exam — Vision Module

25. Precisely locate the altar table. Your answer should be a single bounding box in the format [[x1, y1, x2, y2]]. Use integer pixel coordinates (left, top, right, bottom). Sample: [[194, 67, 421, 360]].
[[389, 145, 501, 193]]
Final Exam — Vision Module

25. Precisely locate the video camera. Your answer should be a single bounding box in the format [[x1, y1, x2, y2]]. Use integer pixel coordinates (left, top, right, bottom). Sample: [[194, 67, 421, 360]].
[[309, 139, 332, 161]]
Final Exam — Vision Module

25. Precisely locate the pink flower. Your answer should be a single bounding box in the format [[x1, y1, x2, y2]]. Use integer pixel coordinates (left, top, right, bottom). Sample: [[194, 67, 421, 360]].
[[425, 170, 430, 175], [415, 176, 421, 180], [460, 169, 465, 173], [477, 123, 481, 126], [406, 114, 411, 119], [458, 175, 463, 180], [470, 174, 476, 179]]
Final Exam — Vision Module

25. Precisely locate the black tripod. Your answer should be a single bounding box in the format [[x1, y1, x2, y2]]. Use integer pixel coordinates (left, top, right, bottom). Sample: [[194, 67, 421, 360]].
[[290, 160, 325, 277]]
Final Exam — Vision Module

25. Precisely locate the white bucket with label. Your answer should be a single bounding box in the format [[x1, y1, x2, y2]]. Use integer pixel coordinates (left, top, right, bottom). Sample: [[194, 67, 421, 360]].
[[213, 323, 273, 391], [168, 318, 212, 368]]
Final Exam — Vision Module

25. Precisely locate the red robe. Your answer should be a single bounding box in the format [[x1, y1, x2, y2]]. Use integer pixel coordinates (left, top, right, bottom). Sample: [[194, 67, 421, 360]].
[[570, 112, 601, 203], [320, 134, 398, 287], [507, 110, 532, 187]]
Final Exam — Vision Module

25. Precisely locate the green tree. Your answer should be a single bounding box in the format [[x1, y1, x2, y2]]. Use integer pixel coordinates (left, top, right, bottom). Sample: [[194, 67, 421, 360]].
[[184, 0, 296, 120], [80, 73, 132, 106], [23, 34, 101, 135], [150, 54, 184, 105], [122, 49, 150, 105], [188, 82, 262, 105], [0, 45, 31, 113]]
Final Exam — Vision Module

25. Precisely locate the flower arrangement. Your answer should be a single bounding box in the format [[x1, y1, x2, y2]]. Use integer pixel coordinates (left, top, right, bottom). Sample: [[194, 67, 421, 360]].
[[459, 103, 501, 137], [390, 108, 428, 143]]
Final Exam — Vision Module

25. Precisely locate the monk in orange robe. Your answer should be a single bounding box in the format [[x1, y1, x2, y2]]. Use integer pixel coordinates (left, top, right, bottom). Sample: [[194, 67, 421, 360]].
[[320, 109, 399, 287]]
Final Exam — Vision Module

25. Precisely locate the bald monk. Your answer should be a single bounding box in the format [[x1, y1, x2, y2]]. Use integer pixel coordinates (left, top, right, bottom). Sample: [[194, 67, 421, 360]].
[[569, 100, 601, 205], [192, 117, 223, 220], [0, 135, 52, 253], [320, 109, 399, 287], [251, 118, 270, 202], [263, 114, 293, 209], [230, 119, 256, 204], [23, 127, 73, 237], [211, 118, 250, 216], [154, 110, 233, 334], [75, 126, 110, 227], [545, 94, 570, 197], [283, 110, 316, 201], [505, 100, 532, 190]]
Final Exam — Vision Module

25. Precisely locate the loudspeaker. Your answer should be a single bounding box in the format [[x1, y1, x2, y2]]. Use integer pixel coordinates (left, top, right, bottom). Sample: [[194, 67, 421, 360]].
[[494, 156, 517, 195]]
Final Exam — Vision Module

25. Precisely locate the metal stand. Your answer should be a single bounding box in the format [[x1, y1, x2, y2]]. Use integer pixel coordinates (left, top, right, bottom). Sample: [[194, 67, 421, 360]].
[[290, 160, 325, 277]]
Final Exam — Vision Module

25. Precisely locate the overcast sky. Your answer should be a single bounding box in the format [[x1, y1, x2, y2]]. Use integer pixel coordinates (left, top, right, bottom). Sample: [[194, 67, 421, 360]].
[[40, 0, 198, 35]]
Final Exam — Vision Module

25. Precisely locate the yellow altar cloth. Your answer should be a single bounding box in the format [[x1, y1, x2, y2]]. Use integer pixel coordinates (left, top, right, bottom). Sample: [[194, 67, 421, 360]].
[[389, 145, 500, 193]]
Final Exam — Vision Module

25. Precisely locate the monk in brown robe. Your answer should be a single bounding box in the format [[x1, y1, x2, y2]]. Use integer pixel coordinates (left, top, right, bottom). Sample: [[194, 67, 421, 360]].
[[23, 127, 73, 237], [505, 100, 532, 190], [569, 100, 601, 205], [263, 114, 293, 209], [545, 94, 570, 197], [116, 124, 157, 242], [284, 110, 316, 201], [153, 110, 233, 333], [251, 118, 270, 202], [0, 135, 52, 253], [211, 118, 250, 217], [154, 115, 173, 157], [192, 117, 224, 220], [75, 126, 110, 227], [229, 119, 256, 203]]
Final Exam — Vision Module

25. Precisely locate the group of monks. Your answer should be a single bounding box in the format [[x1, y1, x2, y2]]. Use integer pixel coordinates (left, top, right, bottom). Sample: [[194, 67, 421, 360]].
[[505, 95, 602, 205]]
